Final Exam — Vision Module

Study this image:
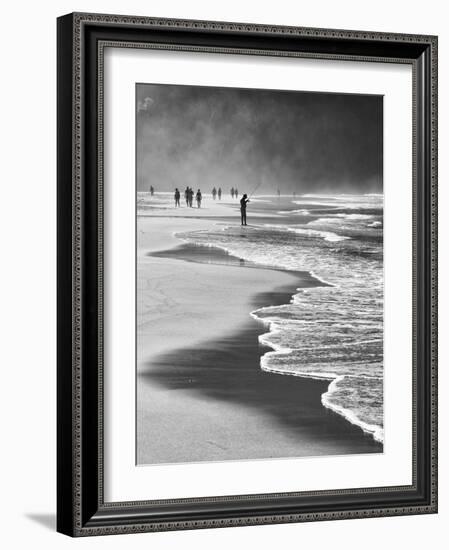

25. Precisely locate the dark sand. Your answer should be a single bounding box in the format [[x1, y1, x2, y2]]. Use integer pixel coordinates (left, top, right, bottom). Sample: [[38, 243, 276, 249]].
[[138, 244, 382, 464], [149, 242, 320, 278]]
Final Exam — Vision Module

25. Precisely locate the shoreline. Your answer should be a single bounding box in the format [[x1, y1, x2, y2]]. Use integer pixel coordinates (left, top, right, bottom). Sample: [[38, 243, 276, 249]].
[[149, 241, 325, 281], [137, 219, 382, 464], [138, 275, 382, 464], [137, 215, 311, 362]]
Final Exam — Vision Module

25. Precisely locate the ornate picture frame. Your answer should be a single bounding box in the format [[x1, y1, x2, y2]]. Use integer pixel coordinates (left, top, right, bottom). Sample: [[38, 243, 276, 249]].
[[57, 12, 437, 536]]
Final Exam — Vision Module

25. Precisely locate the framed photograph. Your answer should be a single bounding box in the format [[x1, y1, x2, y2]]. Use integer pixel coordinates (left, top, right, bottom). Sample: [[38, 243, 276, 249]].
[[57, 12, 438, 536]]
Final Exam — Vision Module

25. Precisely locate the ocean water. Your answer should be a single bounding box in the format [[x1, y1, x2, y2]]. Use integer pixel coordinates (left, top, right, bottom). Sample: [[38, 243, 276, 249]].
[[178, 193, 384, 443]]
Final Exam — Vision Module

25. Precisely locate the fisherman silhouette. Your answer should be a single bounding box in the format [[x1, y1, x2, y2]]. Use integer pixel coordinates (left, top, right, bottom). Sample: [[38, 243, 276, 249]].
[[235, 188, 238, 198], [230, 187, 234, 198], [212, 187, 217, 200], [188, 187, 194, 207], [240, 194, 250, 226], [184, 187, 189, 206], [196, 189, 202, 208], [174, 188, 180, 207], [150, 185, 154, 196], [218, 187, 222, 200]]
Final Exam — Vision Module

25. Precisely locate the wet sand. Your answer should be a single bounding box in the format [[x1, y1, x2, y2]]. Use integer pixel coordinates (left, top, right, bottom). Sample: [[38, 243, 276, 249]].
[[137, 218, 382, 464]]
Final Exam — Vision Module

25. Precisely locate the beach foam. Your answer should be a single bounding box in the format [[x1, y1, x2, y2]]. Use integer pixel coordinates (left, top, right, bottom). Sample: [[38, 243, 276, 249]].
[[178, 193, 384, 443]]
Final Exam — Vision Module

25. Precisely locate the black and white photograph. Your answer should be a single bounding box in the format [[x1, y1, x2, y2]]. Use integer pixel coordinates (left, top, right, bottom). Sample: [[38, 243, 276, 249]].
[[0, 1, 443, 545], [136, 83, 384, 465]]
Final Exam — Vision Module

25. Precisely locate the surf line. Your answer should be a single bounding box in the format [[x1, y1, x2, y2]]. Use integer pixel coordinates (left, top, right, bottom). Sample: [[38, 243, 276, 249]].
[[250, 307, 383, 444]]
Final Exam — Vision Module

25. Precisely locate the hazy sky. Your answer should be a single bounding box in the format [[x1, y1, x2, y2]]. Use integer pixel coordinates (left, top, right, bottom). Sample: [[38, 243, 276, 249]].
[[136, 83, 383, 194]]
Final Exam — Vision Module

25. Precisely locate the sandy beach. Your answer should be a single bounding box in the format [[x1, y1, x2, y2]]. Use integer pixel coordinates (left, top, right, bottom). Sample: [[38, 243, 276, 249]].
[[136, 211, 305, 361], [137, 196, 382, 464]]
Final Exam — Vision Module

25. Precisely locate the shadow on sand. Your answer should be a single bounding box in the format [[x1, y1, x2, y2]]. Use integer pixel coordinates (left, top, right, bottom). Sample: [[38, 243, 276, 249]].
[[140, 282, 382, 457]]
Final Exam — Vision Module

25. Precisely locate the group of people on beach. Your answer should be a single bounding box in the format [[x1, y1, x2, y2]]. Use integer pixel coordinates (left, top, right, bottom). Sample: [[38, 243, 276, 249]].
[[151, 184, 298, 227], [153, 184, 295, 202], [210, 186, 241, 199], [173, 187, 203, 208], [211, 187, 222, 200], [173, 187, 250, 226]]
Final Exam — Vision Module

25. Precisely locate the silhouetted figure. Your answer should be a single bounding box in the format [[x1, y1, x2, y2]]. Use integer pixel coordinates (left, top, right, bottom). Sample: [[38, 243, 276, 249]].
[[240, 194, 250, 226], [184, 187, 189, 206], [150, 185, 154, 196], [196, 189, 202, 208], [235, 187, 238, 198], [230, 187, 234, 198], [218, 187, 222, 200], [277, 188, 281, 198], [189, 187, 194, 207], [212, 187, 217, 200], [174, 188, 181, 207]]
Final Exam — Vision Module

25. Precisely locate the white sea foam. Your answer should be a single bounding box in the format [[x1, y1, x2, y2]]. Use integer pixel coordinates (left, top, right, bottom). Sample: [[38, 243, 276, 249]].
[[322, 377, 384, 443], [335, 213, 374, 220], [178, 193, 384, 443], [309, 270, 334, 287], [293, 193, 383, 211], [277, 209, 311, 215], [263, 223, 350, 242], [252, 310, 384, 443], [292, 200, 342, 207]]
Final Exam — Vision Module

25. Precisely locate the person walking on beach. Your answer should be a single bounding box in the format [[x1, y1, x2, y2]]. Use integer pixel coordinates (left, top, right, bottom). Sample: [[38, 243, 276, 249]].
[[212, 187, 217, 200], [240, 194, 250, 226], [235, 187, 238, 198], [174, 188, 181, 207], [150, 185, 154, 196], [189, 187, 194, 207], [218, 187, 222, 200], [196, 189, 202, 208], [230, 187, 234, 198], [184, 187, 189, 206]]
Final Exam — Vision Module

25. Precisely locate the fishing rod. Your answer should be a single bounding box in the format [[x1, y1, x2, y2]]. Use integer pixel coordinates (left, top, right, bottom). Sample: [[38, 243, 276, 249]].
[[248, 179, 263, 198]]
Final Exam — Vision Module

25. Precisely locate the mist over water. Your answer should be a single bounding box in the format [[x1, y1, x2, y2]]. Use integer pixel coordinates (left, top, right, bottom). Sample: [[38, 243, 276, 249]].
[[137, 84, 383, 195]]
